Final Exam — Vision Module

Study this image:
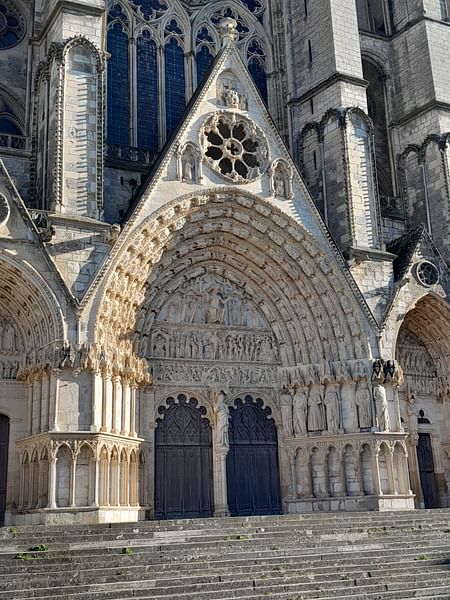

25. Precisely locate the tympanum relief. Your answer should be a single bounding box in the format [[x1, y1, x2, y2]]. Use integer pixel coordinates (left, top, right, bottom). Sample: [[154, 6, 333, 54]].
[[148, 274, 279, 385], [397, 329, 438, 398]]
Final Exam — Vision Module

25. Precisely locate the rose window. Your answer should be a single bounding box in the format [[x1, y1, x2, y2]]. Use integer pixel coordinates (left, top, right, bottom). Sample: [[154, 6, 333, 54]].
[[416, 261, 439, 287], [0, 2, 26, 50], [202, 113, 269, 183]]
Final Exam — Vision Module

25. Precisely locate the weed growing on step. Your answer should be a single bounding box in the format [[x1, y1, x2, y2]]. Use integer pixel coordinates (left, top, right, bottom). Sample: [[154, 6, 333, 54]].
[[7, 527, 17, 537], [15, 553, 40, 561], [236, 535, 248, 540], [29, 544, 48, 552], [415, 554, 430, 561], [122, 547, 134, 556]]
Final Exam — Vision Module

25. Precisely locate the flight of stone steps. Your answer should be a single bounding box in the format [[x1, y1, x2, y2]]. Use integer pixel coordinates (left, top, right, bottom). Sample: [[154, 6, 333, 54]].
[[1, 510, 450, 600]]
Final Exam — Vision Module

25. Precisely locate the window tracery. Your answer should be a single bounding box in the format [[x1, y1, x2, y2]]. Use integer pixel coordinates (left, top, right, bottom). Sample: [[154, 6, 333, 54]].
[[0, 1, 25, 50], [0, 93, 24, 149], [201, 112, 269, 183], [106, 0, 271, 159]]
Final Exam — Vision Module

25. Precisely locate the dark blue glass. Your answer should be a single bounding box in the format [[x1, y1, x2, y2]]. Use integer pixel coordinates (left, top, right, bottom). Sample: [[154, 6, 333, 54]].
[[107, 24, 130, 146], [165, 38, 186, 138], [249, 58, 268, 104], [137, 32, 158, 152], [0, 117, 21, 135], [196, 46, 214, 85]]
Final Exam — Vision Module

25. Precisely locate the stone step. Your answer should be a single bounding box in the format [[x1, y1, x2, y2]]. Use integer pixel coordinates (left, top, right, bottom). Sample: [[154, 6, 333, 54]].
[[3, 509, 450, 537], [2, 557, 450, 597]]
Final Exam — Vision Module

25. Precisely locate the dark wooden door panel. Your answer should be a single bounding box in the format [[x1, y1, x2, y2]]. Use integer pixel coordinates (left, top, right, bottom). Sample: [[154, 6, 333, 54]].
[[227, 396, 281, 517], [155, 395, 213, 520], [418, 433, 439, 509]]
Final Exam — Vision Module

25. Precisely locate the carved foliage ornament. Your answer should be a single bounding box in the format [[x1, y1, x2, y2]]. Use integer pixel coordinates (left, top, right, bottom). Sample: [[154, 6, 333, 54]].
[[0, 1, 25, 50], [201, 112, 269, 183]]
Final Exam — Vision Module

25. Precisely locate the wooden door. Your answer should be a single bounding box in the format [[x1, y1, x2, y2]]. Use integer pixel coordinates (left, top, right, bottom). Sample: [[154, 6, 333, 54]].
[[155, 395, 213, 520], [227, 396, 281, 517], [417, 433, 439, 509]]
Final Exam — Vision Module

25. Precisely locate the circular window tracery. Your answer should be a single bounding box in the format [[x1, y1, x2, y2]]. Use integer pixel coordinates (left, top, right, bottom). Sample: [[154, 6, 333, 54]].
[[202, 112, 269, 183], [0, 1, 26, 50], [0, 194, 10, 225], [416, 261, 439, 287]]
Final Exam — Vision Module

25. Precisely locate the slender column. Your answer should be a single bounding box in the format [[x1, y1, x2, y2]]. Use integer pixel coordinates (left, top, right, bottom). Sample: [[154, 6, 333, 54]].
[[27, 380, 33, 436], [18, 463, 25, 510], [48, 457, 57, 509], [101, 371, 108, 432], [105, 458, 111, 507], [214, 449, 230, 517], [372, 450, 382, 496], [40, 374, 49, 433], [120, 379, 128, 435], [386, 447, 396, 495], [91, 371, 102, 432], [36, 460, 44, 508], [130, 384, 137, 437], [111, 376, 119, 433], [92, 458, 99, 507], [49, 373, 60, 432], [289, 454, 297, 499], [70, 456, 77, 508]]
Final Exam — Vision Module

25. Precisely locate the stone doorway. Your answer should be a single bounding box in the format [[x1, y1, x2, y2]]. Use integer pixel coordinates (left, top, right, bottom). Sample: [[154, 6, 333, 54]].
[[226, 396, 281, 517], [417, 433, 439, 509], [0, 414, 9, 526], [155, 394, 213, 520]]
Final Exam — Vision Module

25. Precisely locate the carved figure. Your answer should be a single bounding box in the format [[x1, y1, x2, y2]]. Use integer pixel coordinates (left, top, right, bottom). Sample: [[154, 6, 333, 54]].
[[280, 388, 294, 437], [373, 383, 390, 432], [324, 388, 341, 434], [355, 385, 373, 429], [215, 390, 229, 448], [307, 387, 325, 432], [182, 152, 196, 182], [293, 387, 308, 436]]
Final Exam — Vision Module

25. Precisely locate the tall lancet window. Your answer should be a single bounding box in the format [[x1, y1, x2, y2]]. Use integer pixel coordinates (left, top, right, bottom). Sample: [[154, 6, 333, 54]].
[[137, 30, 159, 152], [164, 20, 186, 138], [247, 38, 268, 103], [107, 4, 130, 146], [196, 27, 215, 85]]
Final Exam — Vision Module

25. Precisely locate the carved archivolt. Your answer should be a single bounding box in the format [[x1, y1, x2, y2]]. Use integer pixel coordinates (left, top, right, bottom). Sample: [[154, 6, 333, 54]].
[[93, 192, 370, 375], [0, 254, 64, 358]]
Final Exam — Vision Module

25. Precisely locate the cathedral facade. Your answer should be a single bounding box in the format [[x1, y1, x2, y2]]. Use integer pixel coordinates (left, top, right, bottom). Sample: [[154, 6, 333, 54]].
[[0, 0, 450, 526]]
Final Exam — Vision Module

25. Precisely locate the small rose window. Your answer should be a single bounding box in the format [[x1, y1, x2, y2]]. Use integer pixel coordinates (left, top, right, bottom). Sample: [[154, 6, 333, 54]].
[[202, 113, 269, 183], [416, 261, 439, 287]]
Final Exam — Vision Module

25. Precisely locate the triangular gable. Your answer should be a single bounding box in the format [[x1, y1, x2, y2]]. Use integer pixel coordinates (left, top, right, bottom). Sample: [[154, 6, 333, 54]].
[[83, 41, 377, 327], [382, 226, 450, 328]]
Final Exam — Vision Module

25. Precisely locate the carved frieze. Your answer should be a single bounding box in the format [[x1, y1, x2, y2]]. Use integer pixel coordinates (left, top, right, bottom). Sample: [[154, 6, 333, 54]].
[[152, 360, 277, 386]]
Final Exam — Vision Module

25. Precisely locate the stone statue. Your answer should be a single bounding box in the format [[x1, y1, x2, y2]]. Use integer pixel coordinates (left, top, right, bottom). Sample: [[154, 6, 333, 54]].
[[355, 385, 373, 429], [324, 388, 341, 434], [3, 322, 16, 352], [293, 387, 308, 436], [373, 383, 390, 432], [215, 391, 229, 449], [307, 386, 325, 432], [182, 152, 196, 182], [274, 171, 287, 198], [280, 388, 294, 437]]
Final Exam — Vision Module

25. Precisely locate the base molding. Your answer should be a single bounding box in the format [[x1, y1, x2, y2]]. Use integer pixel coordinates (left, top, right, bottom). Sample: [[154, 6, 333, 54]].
[[285, 494, 415, 513]]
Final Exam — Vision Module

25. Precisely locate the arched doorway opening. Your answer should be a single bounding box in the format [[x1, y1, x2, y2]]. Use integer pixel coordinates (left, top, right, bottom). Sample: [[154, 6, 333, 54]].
[[155, 394, 213, 520], [227, 395, 281, 517], [396, 295, 450, 509], [0, 414, 9, 525]]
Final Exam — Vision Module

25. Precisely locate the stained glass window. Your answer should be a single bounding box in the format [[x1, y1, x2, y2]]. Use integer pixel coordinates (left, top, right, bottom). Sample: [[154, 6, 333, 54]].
[[107, 23, 130, 146], [165, 37, 185, 138], [137, 31, 158, 152], [131, 0, 168, 20], [0, 1, 26, 50], [248, 39, 268, 104], [196, 46, 214, 85]]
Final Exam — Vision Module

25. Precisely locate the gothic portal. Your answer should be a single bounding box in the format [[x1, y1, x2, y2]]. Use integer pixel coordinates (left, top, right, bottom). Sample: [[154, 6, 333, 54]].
[[0, 1, 450, 526]]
